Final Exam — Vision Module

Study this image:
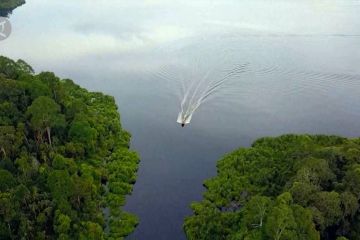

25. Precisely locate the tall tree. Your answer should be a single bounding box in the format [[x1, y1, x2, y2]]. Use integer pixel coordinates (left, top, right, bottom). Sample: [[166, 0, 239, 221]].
[[26, 96, 65, 146]]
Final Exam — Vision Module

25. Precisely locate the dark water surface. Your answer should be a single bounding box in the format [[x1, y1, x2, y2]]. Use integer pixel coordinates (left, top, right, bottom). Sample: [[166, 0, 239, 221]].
[[1, 1, 360, 239]]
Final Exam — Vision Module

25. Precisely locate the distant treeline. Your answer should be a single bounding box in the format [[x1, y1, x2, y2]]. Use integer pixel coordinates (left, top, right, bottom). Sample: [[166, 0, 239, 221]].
[[0, 56, 139, 239], [184, 134, 360, 240], [0, 0, 25, 17]]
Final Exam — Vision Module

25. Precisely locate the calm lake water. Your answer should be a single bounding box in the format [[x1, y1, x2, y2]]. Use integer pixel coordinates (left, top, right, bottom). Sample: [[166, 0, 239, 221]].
[[1, 1, 360, 239]]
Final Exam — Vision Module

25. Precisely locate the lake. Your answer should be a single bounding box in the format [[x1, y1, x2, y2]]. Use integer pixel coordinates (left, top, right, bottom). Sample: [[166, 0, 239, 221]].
[[1, 0, 360, 239]]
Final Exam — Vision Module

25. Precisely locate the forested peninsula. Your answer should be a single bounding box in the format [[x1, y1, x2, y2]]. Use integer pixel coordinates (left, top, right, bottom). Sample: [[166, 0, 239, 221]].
[[184, 134, 360, 240], [0, 56, 139, 239], [0, 0, 25, 17]]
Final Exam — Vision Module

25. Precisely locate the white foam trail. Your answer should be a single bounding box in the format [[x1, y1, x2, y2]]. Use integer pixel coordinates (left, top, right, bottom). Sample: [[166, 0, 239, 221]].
[[177, 63, 249, 125], [175, 61, 360, 126]]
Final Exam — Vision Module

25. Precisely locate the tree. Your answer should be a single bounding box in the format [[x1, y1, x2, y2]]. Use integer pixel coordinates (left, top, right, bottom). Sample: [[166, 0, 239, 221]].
[[0, 56, 139, 239], [243, 195, 272, 228], [54, 210, 71, 237], [340, 191, 358, 218], [185, 134, 360, 239], [0, 101, 21, 125], [79, 222, 104, 240], [0, 126, 18, 159], [265, 193, 297, 240], [26, 96, 65, 146], [294, 157, 335, 188], [0, 0, 25, 17], [47, 170, 74, 213], [37, 72, 64, 103], [292, 205, 319, 240], [289, 181, 317, 206], [344, 164, 360, 198], [16, 59, 34, 74], [0, 169, 16, 191], [68, 119, 97, 153], [0, 56, 19, 79], [15, 154, 36, 180], [312, 191, 342, 228]]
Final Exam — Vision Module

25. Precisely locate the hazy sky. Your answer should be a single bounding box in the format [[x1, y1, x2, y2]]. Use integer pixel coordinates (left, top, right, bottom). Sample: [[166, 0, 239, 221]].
[[1, 0, 359, 74]]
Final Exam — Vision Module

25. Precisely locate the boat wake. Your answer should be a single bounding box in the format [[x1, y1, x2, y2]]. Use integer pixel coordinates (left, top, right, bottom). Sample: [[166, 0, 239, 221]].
[[153, 51, 360, 127]]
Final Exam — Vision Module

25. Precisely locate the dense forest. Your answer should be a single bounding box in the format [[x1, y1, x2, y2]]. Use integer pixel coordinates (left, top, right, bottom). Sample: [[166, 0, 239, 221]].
[[184, 134, 360, 240], [0, 0, 25, 17], [0, 56, 139, 239]]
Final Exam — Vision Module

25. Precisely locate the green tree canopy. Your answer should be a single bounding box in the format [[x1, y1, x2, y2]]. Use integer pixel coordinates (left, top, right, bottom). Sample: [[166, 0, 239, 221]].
[[0, 56, 139, 239], [184, 135, 360, 240], [26, 96, 65, 145]]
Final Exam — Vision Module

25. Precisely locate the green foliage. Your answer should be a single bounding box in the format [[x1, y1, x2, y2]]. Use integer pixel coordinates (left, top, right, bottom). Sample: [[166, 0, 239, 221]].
[[0, 0, 24, 9], [0, 56, 139, 238], [0, 169, 16, 191], [312, 191, 342, 228], [26, 96, 64, 128], [265, 196, 296, 240], [0, 0, 25, 17], [184, 134, 360, 240], [54, 210, 71, 235], [68, 118, 98, 154], [26, 96, 65, 146]]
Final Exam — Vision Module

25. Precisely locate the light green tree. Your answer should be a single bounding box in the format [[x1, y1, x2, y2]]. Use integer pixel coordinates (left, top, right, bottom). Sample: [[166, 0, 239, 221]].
[[26, 96, 65, 146], [266, 193, 297, 240]]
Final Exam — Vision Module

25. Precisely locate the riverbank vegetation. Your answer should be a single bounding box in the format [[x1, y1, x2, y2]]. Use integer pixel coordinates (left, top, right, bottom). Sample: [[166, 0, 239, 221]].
[[184, 134, 360, 240], [0, 56, 139, 239], [0, 0, 25, 17]]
